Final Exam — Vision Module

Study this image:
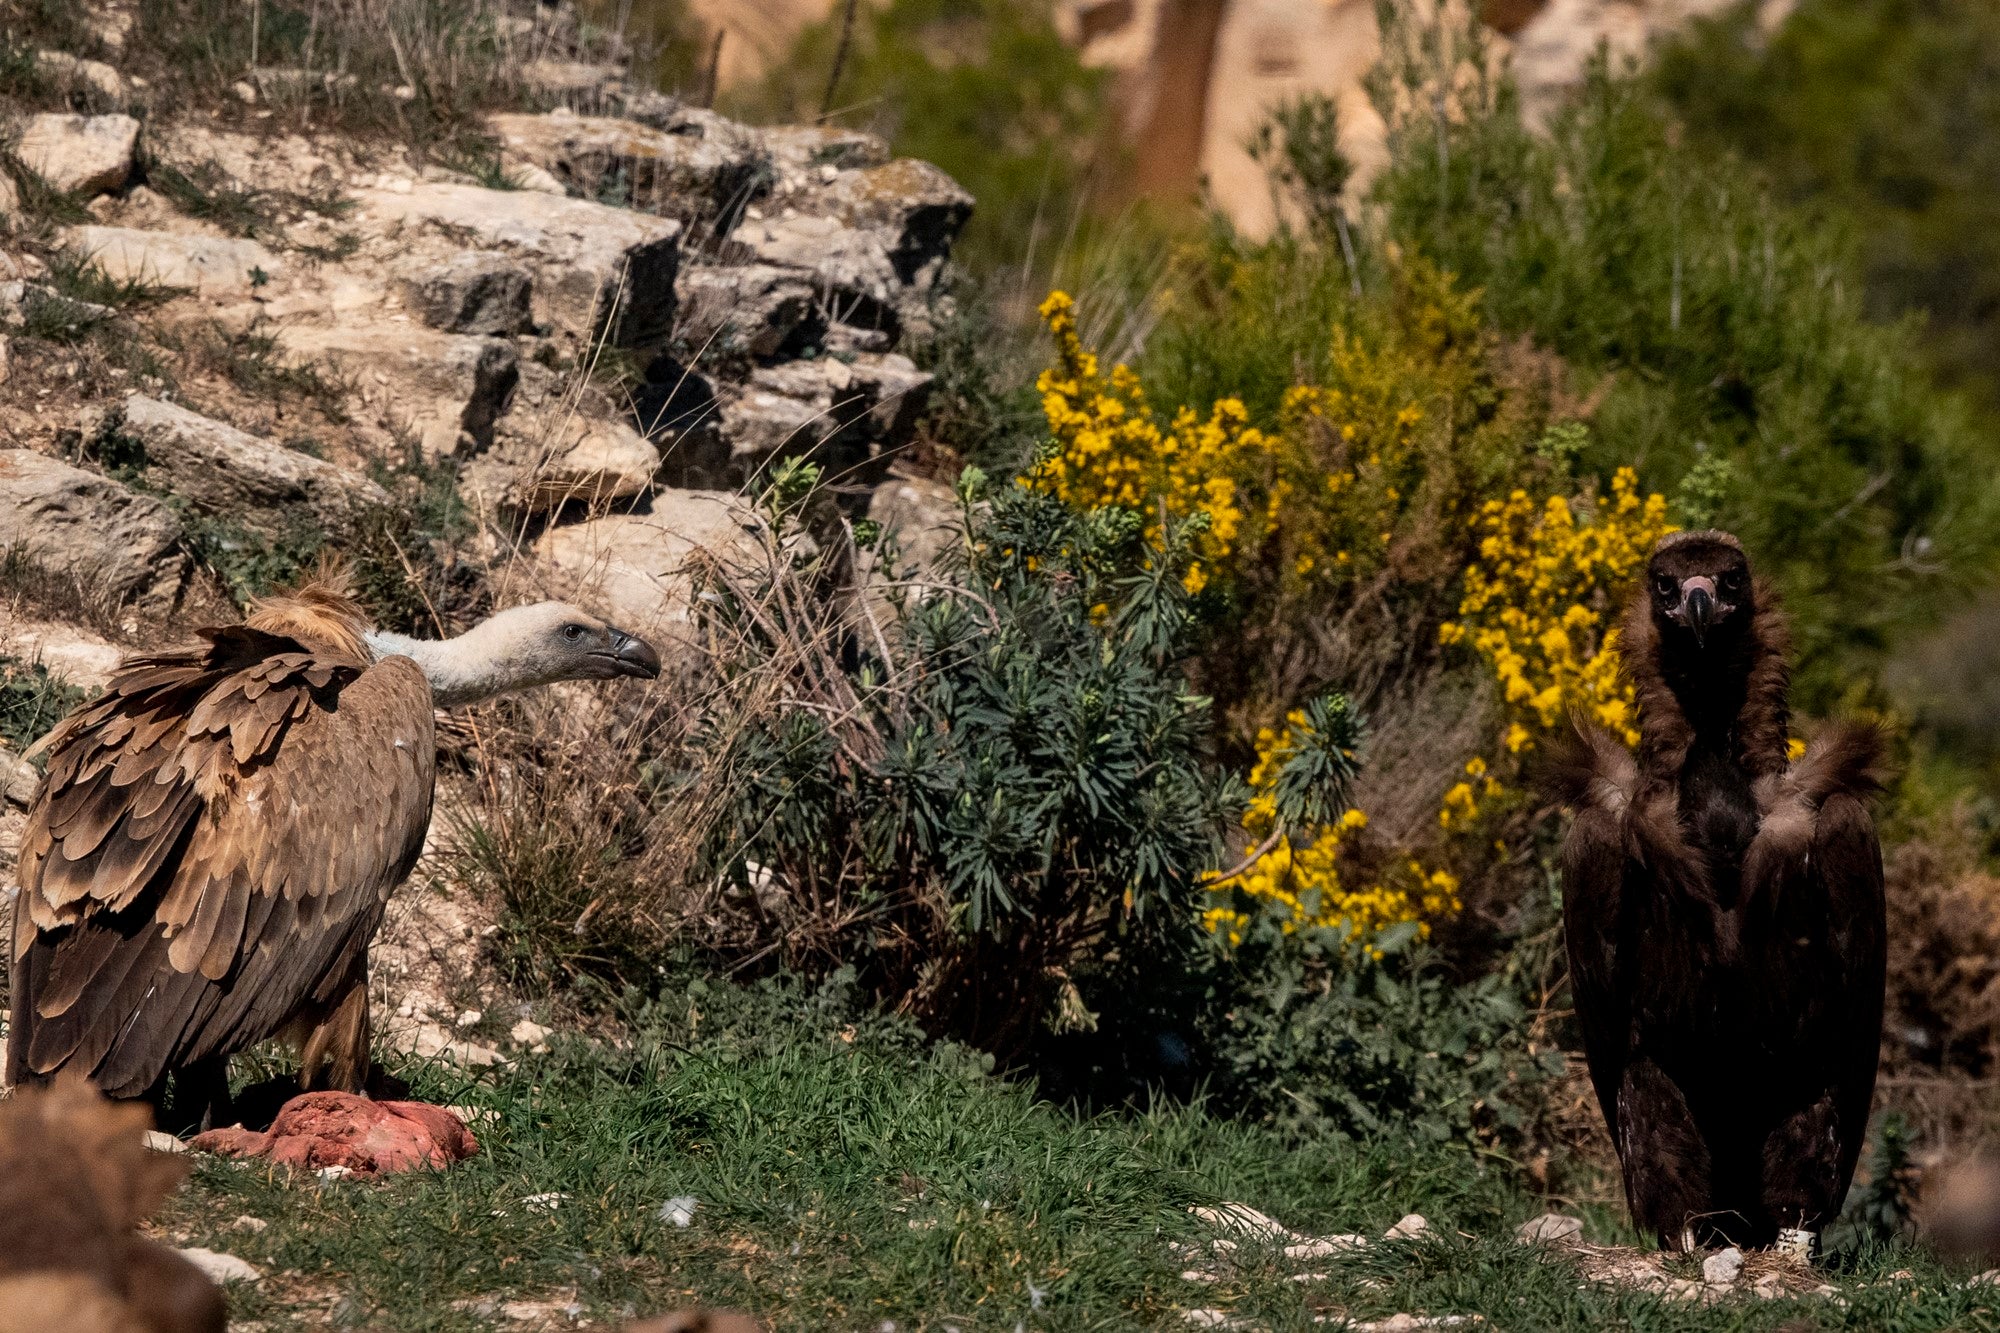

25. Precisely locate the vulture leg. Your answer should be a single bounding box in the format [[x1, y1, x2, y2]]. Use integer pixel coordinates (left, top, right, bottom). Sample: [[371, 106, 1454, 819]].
[[295, 967, 372, 1095], [1617, 1058, 1711, 1250], [181, 1056, 233, 1135], [1759, 1090, 1845, 1242]]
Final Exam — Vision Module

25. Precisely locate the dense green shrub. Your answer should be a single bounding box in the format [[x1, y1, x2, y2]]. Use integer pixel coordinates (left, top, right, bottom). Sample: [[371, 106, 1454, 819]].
[[1656, 0, 2000, 396], [695, 467, 1239, 1057], [1370, 47, 2000, 705], [1192, 911, 1561, 1146]]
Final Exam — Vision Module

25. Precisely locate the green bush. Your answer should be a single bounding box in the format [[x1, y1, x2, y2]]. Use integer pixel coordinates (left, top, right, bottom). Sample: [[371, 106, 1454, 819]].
[[1182, 879, 1563, 1146], [0, 657, 84, 751], [695, 466, 1237, 1058], [1656, 0, 2000, 396], [1369, 45, 2000, 705]]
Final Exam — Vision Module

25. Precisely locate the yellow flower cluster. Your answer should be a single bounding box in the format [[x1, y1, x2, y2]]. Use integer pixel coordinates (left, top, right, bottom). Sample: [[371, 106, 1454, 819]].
[[1028, 291, 1270, 592], [1206, 712, 1462, 948], [1440, 468, 1673, 752]]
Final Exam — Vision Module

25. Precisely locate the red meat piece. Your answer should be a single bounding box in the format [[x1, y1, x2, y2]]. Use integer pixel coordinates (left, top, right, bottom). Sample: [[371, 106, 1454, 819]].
[[191, 1093, 479, 1176]]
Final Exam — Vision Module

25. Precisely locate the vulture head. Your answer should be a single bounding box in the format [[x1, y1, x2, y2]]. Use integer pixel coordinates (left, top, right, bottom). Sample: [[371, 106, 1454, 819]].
[[364, 602, 662, 707], [1645, 530, 1753, 652]]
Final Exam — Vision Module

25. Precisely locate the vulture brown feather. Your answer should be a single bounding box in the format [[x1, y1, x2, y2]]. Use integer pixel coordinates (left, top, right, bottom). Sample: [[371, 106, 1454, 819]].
[[1553, 531, 1887, 1251], [0, 1075, 225, 1333], [6, 569, 661, 1123]]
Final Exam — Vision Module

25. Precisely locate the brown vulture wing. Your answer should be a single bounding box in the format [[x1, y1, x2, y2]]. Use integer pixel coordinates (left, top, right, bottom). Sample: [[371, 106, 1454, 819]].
[[1559, 791, 1630, 1143], [7, 629, 434, 1099]]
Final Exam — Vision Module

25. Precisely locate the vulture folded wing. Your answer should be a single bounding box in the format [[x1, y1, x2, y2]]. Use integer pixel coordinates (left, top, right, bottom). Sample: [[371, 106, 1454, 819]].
[[1805, 790, 1887, 1182], [8, 636, 434, 1099], [1560, 799, 1629, 1140]]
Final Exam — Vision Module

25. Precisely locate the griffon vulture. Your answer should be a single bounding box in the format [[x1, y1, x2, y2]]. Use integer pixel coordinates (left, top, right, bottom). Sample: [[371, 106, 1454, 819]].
[[1554, 530, 1885, 1253], [6, 571, 660, 1121]]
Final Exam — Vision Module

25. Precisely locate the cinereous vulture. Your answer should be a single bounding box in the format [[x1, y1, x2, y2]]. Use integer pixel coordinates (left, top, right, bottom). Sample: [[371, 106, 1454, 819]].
[[1554, 530, 1886, 1253], [7, 570, 659, 1121]]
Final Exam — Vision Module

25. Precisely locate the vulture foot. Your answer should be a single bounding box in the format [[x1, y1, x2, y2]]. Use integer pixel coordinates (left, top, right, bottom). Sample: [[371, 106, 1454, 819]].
[[190, 1092, 478, 1177]]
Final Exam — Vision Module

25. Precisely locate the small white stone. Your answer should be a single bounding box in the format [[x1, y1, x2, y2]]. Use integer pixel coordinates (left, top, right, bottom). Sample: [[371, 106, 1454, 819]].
[[142, 1130, 186, 1154], [231, 1215, 269, 1233], [316, 1165, 354, 1182], [231, 80, 257, 103], [1385, 1213, 1430, 1240], [510, 1018, 552, 1046], [455, 1008, 481, 1028], [658, 1195, 698, 1227], [177, 1247, 262, 1284], [1703, 1247, 1743, 1285], [1513, 1214, 1583, 1246], [1284, 1235, 1368, 1260], [1972, 1269, 2000, 1288], [520, 1192, 567, 1213]]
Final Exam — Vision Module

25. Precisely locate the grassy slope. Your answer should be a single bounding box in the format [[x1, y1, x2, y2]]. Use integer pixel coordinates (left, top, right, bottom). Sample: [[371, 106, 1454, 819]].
[[160, 978, 1988, 1331]]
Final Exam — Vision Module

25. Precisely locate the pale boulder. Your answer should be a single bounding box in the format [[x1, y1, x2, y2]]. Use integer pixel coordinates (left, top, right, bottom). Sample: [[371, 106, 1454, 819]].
[[115, 395, 389, 535], [533, 490, 765, 635], [515, 417, 662, 513], [359, 181, 681, 344], [68, 226, 281, 297], [15, 114, 139, 196], [0, 450, 185, 613]]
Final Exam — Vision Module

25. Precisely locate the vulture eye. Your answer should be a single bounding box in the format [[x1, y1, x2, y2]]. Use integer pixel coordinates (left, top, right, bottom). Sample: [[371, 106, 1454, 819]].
[[1720, 569, 1744, 593], [561, 623, 586, 642], [1653, 574, 1676, 600]]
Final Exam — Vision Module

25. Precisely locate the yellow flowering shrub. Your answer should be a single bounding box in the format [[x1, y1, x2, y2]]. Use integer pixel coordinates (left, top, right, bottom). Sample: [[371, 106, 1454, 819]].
[[1205, 710, 1462, 948], [1440, 468, 1674, 755], [1030, 261, 1517, 610], [1030, 291, 1270, 593]]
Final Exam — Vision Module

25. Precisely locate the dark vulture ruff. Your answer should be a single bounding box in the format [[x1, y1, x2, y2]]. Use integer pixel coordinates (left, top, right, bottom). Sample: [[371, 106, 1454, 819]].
[[1554, 530, 1886, 1251]]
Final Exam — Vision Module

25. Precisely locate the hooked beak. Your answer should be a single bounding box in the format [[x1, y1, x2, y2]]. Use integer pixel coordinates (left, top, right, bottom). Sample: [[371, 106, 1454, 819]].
[[599, 627, 661, 680], [1680, 576, 1716, 647]]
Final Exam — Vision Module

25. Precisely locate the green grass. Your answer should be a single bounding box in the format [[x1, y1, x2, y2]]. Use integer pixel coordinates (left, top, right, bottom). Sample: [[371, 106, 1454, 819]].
[[160, 975, 1994, 1331], [0, 655, 83, 751]]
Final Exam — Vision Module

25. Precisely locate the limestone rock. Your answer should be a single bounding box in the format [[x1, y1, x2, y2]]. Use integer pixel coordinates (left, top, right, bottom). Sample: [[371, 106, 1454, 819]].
[[0, 746, 38, 807], [676, 262, 824, 361], [68, 226, 281, 298], [520, 59, 624, 100], [15, 113, 139, 196], [1514, 1213, 1584, 1247], [515, 417, 662, 513], [489, 111, 768, 233], [1703, 1246, 1744, 1285], [815, 159, 974, 285], [0, 610, 123, 692], [533, 489, 765, 635], [360, 180, 681, 345], [761, 124, 891, 176], [34, 51, 126, 106], [175, 1247, 262, 1285], [727, 212, 905, 335], [846, 350, 933, 442], [277, 324, 519, 456], [402, 251, 533, 336], [0, 450, 185, 613], [1385, 1213, 1431, 1241], [115, 395, 390, 535], [866, 473, 959, 578]]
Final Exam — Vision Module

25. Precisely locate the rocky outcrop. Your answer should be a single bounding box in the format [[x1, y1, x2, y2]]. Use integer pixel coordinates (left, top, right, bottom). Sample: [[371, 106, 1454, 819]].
[[0, 450, 185, 612], [68, 227, 282, 297], [359, 181, 682, 346], [14, 113, 138, 196], [113, 395, 390, 536], [401, 252, 534, 337], [533, 490, 766, 634]]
